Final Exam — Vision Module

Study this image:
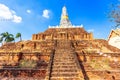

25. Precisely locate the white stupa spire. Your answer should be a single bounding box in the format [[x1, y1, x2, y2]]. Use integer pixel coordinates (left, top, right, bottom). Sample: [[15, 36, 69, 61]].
[[60, 6, 72, 28], [62, 6, 68, 17]]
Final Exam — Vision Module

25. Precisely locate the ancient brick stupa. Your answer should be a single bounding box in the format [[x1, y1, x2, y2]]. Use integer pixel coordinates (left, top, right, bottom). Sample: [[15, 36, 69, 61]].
[[0, 6, 120, 80], [32, 6, 93, 41]]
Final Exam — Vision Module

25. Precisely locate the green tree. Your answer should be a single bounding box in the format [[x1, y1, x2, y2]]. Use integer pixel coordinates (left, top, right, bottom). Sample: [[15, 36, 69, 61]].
[[15, 33, 22, 41], [0, 32, 14, 44], [0, 37, 3, 45], [0, 32, 15, 62]]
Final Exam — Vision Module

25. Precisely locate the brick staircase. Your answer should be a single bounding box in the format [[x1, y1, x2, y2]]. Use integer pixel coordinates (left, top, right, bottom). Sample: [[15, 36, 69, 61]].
[[46, 40, 83, 80]]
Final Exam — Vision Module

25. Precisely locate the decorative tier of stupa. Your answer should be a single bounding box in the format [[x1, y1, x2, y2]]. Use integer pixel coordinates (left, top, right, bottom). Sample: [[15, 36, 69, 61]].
[[32, 6, 93, 41]]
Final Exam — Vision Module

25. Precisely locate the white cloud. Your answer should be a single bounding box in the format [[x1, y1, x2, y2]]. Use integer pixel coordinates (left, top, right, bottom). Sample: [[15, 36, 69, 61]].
[[0, 3, 22, 23], [12, 15, 22, 23], [87, 29, 94, 32], [26, 10, 31, 14], [42, 9, 50, 19]]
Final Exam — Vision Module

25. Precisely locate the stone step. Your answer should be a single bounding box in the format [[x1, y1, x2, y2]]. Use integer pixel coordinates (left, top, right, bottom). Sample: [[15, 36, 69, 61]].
[[52, 64, 77, 68], [54, 54, 74, 56], [52, 67, 78, 70], [52, 63, 78, 66], [53, 59, 75, 62], [52, 69, 78, 72], [53, 60, 75, 63], [54, 54, 73, 55], [54, 55, 74, 57], [54, 54, 73, 56], [55, 51, 74, 53], [55, 50, 73, 51], [52, 63, 77, 66], [53, 61, 75, 63], [54, 56, 74, 57], [50, 77, 82, 80], [56, 48, 73, 52], [54, 59, 75, 62], [58, 49, 73, 51], [54, 57, 74, 59], [49, 62, 77, 66], [53, 63, 76, 65], [53, 60, 76, 63], [53, 59, 75, 61], [53, 58, 74, 60], [48, 63, 78, 68], [55, 54, 73, 55], [55, 51, 73, 52], [55, 50, 73, 52], [51, 72, 79, 75], [51, 73, 79, 77], [54, 57, 74, 58], [0, 77, 45, 80]]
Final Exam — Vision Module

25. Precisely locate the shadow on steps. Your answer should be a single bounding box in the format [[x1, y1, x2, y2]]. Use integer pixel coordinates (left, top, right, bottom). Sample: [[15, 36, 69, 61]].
[[76, 53, 89, 80]]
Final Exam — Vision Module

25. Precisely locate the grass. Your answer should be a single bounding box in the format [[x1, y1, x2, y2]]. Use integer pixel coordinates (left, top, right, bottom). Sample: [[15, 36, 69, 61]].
[[19, 59, 37, 68], [89, 59, 111, 70], [83, 49, 97, 53]]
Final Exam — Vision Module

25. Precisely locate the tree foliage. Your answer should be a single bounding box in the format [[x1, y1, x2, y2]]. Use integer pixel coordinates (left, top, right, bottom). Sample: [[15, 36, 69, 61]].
[[15, 33, 22, 41], [0, 32, 22, 45], [0, 32, 14, 44], [109, 1, 120, 28]]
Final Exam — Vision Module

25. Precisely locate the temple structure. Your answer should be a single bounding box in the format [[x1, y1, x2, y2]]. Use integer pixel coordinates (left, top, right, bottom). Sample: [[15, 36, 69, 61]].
[[108, 28, 120, 49], [0, 6, 120, 80], [32, 6, 93, 41]]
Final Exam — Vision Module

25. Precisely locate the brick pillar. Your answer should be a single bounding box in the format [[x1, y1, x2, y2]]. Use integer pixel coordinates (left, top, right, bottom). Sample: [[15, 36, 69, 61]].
[[90, 33, 93, 40], [36, 34, 38, 40], [32, 34, 36, 40], [32, 34, 34, 40]]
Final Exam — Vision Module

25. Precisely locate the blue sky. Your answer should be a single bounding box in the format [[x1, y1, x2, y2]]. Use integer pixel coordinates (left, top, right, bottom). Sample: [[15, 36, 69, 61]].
[[0, 0, 118, 40]]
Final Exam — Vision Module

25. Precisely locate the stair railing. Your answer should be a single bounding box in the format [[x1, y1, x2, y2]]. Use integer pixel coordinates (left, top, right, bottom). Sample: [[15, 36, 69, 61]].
[[45, 49, 55, 80], [74, 52, 81, 70]]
